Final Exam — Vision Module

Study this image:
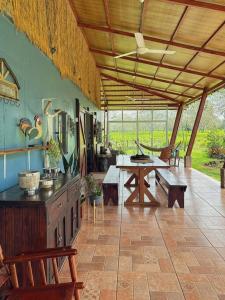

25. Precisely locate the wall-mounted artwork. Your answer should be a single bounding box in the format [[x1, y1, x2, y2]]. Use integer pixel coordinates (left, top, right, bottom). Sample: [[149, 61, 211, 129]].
[[43, 99, 61, 141], [58, 111, 68, 154], [0, 58, 20, 101], [96, 121, 102, 144], [19, 115, 42, 140]]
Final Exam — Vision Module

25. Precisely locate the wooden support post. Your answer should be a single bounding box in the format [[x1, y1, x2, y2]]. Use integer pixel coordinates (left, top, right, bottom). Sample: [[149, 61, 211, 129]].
[[184, 89, 208, 167], [220, 168, 225, 188], [106, 108, 109, 146], [170, 104, 184, 147]]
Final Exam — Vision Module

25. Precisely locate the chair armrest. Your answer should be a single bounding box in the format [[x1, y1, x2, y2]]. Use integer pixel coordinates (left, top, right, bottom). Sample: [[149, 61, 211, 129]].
[[18, 246, 72, 256], [4, 247, 77, 264]]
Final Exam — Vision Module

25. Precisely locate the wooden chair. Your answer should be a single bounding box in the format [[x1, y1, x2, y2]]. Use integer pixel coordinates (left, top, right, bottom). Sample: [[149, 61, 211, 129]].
[[0, 245, 84, 300], [169, 142, 181, 167]]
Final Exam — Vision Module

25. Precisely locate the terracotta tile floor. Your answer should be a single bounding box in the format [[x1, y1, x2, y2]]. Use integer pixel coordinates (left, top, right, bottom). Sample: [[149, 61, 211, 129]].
[[60, 167, 225, 299]]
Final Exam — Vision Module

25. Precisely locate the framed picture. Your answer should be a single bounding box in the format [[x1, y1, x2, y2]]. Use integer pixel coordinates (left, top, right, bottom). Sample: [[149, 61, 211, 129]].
[[58, 111, 68, 154], [0, 58, 19, 101]]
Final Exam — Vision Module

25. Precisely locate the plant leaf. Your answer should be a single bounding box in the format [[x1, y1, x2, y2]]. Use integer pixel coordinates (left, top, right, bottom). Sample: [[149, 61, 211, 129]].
[[62, 154, 69, 172], [69, 153, 74, 171]]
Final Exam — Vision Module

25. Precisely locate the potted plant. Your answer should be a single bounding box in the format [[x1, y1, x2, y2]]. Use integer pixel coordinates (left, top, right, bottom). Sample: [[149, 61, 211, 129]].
[[61, 150, 77, 176], [85, 174, 103, 205], [57, 136, 78, 176]]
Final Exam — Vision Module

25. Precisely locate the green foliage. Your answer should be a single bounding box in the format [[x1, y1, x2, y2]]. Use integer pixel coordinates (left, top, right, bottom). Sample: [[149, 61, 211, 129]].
[[61, 151, 74, 174], [206, 130, 225, 158], [85, 174, 102, 196], [57, 137, 78, 175], [109, 129, 225, 181], [48, 138, 61, 167]]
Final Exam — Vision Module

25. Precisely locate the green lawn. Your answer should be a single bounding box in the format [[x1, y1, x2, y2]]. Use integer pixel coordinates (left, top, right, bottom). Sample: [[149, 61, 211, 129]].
[[109, 130, 224, 181]]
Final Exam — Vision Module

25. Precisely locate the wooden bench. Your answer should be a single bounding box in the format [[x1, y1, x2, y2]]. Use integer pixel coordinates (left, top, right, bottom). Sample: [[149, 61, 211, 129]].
[[102, 166, 120, 205], [155, 169, 187, 208]]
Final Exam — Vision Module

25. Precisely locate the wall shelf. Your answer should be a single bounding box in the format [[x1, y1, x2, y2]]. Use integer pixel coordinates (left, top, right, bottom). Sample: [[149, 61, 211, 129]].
[[0, 146, 47, 156]]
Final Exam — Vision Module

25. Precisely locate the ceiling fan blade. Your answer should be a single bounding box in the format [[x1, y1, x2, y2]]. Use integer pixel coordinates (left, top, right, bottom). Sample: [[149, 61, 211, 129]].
[[133, 98, 151, 101], [144, 49, 176, 55], [125, 96, 135, 101], [114, 51, 137, 59], [134, 32, 146, 48]]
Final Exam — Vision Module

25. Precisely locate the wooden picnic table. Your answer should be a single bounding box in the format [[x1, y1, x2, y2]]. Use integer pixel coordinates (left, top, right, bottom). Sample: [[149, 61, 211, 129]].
[[116, 155, 169, 206]]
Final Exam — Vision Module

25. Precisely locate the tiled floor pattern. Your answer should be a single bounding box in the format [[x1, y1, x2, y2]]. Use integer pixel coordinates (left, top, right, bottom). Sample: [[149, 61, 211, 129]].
[[60, 167, 225, 299]]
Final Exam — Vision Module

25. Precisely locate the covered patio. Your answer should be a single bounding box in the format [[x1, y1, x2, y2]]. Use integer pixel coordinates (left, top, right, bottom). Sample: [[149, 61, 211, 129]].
[[1, 0, 225, 300], [67, 166, 225, 299], [72, 0, 225, 167]]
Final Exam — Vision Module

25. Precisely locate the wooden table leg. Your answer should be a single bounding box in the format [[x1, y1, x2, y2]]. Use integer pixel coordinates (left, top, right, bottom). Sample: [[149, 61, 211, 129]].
[[144, 179, 150, 187], [125, 187, 139, 205], [140, 168, 160, 206], [144, 186, 160, 206], [124, 174, 138, 187], [123, 167, 160, 207], [139, 169, 145, 204]]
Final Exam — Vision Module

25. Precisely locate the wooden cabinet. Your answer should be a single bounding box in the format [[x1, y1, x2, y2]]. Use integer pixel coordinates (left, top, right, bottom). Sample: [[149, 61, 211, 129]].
[[0, 174, 80, 284]]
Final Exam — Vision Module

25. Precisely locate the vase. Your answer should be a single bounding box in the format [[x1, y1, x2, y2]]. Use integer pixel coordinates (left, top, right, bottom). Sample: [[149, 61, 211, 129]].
[[89, 194, 103, 206]]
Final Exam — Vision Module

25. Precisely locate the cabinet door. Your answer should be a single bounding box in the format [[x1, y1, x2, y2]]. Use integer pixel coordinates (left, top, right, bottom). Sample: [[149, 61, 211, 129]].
[[47, 219, 64, 281], [69, 203, 77, 244], [47, 223, 58, 282]]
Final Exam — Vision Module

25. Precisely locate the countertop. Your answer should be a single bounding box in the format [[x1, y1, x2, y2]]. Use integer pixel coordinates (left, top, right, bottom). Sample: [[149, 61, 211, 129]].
[[0, 174, 80, 207]]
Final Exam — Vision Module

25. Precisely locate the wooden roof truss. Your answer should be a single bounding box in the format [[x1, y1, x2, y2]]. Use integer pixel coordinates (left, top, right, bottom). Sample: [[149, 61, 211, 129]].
[[69, 0, 225, 110]]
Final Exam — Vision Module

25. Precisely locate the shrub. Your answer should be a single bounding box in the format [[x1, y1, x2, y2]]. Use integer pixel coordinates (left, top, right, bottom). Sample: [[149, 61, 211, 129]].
[[206, 130, 225, 158]]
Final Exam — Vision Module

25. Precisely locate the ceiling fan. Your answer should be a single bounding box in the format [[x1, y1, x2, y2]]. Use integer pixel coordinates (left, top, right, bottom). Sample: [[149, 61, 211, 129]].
[[126, 96, 151, 102], [115, 32, 176, 59]]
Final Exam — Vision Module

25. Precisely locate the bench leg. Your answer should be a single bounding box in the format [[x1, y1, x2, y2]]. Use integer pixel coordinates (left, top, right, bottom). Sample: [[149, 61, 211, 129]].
[[155, 174, 160, 186], [177, 190, 184, 208], [168, 189, 184, 208], [111, 186, 119, 205], [103, 185, 119, 206], [168, 190, 176, 208]]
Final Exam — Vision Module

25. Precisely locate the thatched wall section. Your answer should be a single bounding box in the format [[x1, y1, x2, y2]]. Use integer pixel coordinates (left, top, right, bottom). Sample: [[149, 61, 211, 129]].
[[0, 0, 100, 107]]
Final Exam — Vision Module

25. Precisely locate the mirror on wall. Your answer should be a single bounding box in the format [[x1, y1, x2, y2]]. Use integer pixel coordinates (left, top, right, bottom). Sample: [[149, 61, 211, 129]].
[[57, 111, 68, 154]]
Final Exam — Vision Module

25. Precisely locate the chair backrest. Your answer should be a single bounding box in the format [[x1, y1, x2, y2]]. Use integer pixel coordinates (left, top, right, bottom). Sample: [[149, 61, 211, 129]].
[[1, 246, 84, 300], [0, 245, 3, 267], [0, 245, 10, 292]]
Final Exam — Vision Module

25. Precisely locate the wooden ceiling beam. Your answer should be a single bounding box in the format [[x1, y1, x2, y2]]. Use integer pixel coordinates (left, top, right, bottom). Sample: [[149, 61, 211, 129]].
[[100, 99, 172, 102], [101, 78, 107, 102], [151, 6, 188, 88], [101, 73, 181, 103], [101, 94, 156, 97], [101, 103, 179, 107], [183, 68, 225, 106], [102, 0, 118, 79], [102, 108, 177, 110], [79, 23, 225, 58], [140, 86, 193, 98], [164, 19, 225, 98], [101, 89, 141, 92], [143, 87, 192, 98], [166, 0, 225, 12], [101, 93, 191, 98], [101, 92, 167, 97], [92, 49, 225, 80], [98, 65, 203, 90], [102, 84, 124, 87]]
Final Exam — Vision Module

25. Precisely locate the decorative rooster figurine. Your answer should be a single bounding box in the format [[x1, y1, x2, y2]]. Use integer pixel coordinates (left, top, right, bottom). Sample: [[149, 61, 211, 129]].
[[19, 115, 42, 140]]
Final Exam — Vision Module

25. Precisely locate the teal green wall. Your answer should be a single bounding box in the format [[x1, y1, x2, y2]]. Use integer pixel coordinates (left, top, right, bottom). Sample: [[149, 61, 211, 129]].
[[0, 15, 98, 191]]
